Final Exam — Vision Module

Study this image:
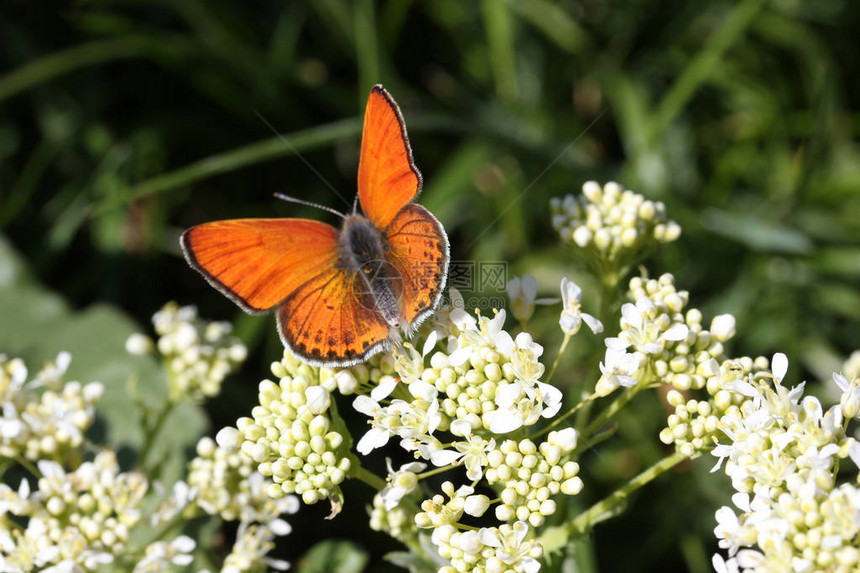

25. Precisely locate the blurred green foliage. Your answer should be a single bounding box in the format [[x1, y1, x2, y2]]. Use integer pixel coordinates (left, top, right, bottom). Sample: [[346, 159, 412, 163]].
[[1, 1, 859, 571]]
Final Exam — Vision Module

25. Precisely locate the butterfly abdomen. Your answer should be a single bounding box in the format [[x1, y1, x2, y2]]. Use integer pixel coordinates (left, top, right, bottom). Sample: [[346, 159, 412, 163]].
[[340, 215, 403, 328]]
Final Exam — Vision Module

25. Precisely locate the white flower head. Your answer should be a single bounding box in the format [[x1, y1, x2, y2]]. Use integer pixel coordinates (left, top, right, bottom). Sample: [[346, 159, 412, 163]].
[[507, 275, 556, 323], [596, 349, 640, 396], [379, 460, 426, 510], [559, 277, 603, 336]]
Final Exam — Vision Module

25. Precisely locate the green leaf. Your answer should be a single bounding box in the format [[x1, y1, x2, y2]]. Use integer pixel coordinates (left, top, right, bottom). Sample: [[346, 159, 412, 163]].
[[297, 539, 369, 573]]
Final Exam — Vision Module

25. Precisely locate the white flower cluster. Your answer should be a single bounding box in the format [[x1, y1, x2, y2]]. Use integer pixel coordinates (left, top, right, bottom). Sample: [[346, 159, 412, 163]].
[[506, 275, 558, 324], [187, 436, 298, 524], [370, 461, 424, 544], [0, 352, 103, 462], [662, 356, 769, 458], [350, 308, 564, 453], [710, 354, 860, 573], [432, 520, 543, 573], [0, 450, 147, 572], [132, 536, 196, 572], [597, 274, 738, 397], [220, 521, 291, 573], [126, 301, 247, 401], [550, 181, 681, 265], [485, 429, 582, 527], [330, 303, 585, 573], [218, 352, 351, 506]]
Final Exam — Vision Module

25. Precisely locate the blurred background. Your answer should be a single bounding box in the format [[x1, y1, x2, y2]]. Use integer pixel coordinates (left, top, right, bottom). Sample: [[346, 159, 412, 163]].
[[1, 1, 859, 571]]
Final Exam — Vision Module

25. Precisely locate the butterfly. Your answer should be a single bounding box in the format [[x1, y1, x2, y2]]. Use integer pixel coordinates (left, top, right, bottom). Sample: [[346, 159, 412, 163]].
[[181, 85, 449, 367]]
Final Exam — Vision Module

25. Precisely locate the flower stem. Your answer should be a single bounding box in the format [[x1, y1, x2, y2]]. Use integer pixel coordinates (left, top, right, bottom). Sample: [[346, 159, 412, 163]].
[[580, 385, 640, 441], [544, 333, 572, 386], [417, 463, 457, 480], [350, 462, 387, 491], [530, 391, 599, 440], [538, 450, 687, 554], [138, 400, 178, 472], [15, 456, 41, 478], [569, 450, 687, 533]]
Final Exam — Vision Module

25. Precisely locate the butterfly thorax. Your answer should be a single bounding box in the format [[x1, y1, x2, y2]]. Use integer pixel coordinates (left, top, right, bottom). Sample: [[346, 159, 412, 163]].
[[339, 215, 403, 329]]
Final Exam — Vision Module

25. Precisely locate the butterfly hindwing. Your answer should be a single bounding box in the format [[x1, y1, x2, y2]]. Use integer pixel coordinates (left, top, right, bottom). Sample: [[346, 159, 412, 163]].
[[385, 203, 449, 328], [357, 85, 421, 229], [181, 218, 340, 313], [276, 266, 391, 366]]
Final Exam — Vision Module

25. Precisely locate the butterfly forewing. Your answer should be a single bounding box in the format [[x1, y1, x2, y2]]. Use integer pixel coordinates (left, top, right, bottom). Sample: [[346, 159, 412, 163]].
[[181, 218, 340, 312], [357, 85, 421, 229], [385, 203, 449, 327]]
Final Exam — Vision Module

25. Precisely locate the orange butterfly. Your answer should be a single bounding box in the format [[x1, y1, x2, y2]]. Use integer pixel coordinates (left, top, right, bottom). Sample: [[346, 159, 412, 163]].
[[181, 86, 449, 367]]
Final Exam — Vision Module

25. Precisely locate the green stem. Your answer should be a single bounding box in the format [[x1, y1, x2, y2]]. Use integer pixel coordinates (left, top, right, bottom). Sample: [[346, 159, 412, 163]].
[[350, 462, 387, 491], [539, 450, 687, 555], [530, 391, 598, 440], [572, 451, 686, 533], [417, 463, 457, 480], [544, 333, 571, 386], [138, 401, 179, 471], [14, 456, 41, 478], [579, 386, 641, 444]]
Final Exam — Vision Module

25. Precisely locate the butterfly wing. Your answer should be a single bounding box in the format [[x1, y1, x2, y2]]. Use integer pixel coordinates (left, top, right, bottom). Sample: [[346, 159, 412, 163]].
[[181, 218, 340, 313], [277, 267, 391, 366], [385, 203, 449, 329], [357, 85, 422, 229]]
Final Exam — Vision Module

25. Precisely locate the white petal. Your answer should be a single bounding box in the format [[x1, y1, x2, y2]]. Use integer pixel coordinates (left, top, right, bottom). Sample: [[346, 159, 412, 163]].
[[269, 519, 293, 536], [356, 428, 390, 455], [833, 372, 850, 391], [422, 330, 439, 357], [352, 395, 378, 416], [171, 535, 196, 552], [771, 352, 788, 383], [430, 449, 462, 467], [486, 410, 522, 434], [55, 351, 71, 373], [477, 528, 501, 548], [448, 346, 472, 368], [620, 303, 640, 328], [559, 313, 580, 333], [522, 556, 541, 573], [495, 331, 515, 357], [521, 275, 538, 301], [408, 381, 437, 402], [506, 277, 522, 298], [538, 383, 563, 417], [582, 313, 603, 334], [604, 337, 630, 351], [494, 383, 520, 408], [450, 419, 472, 437], [662, 323, 689, 342], [371, 377, 398, 401]]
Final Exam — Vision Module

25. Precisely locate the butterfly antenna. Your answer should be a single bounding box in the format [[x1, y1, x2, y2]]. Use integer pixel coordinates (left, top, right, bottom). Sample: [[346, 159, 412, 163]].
[[352, 194, 359, 215], [274, 193, 348, 219]]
